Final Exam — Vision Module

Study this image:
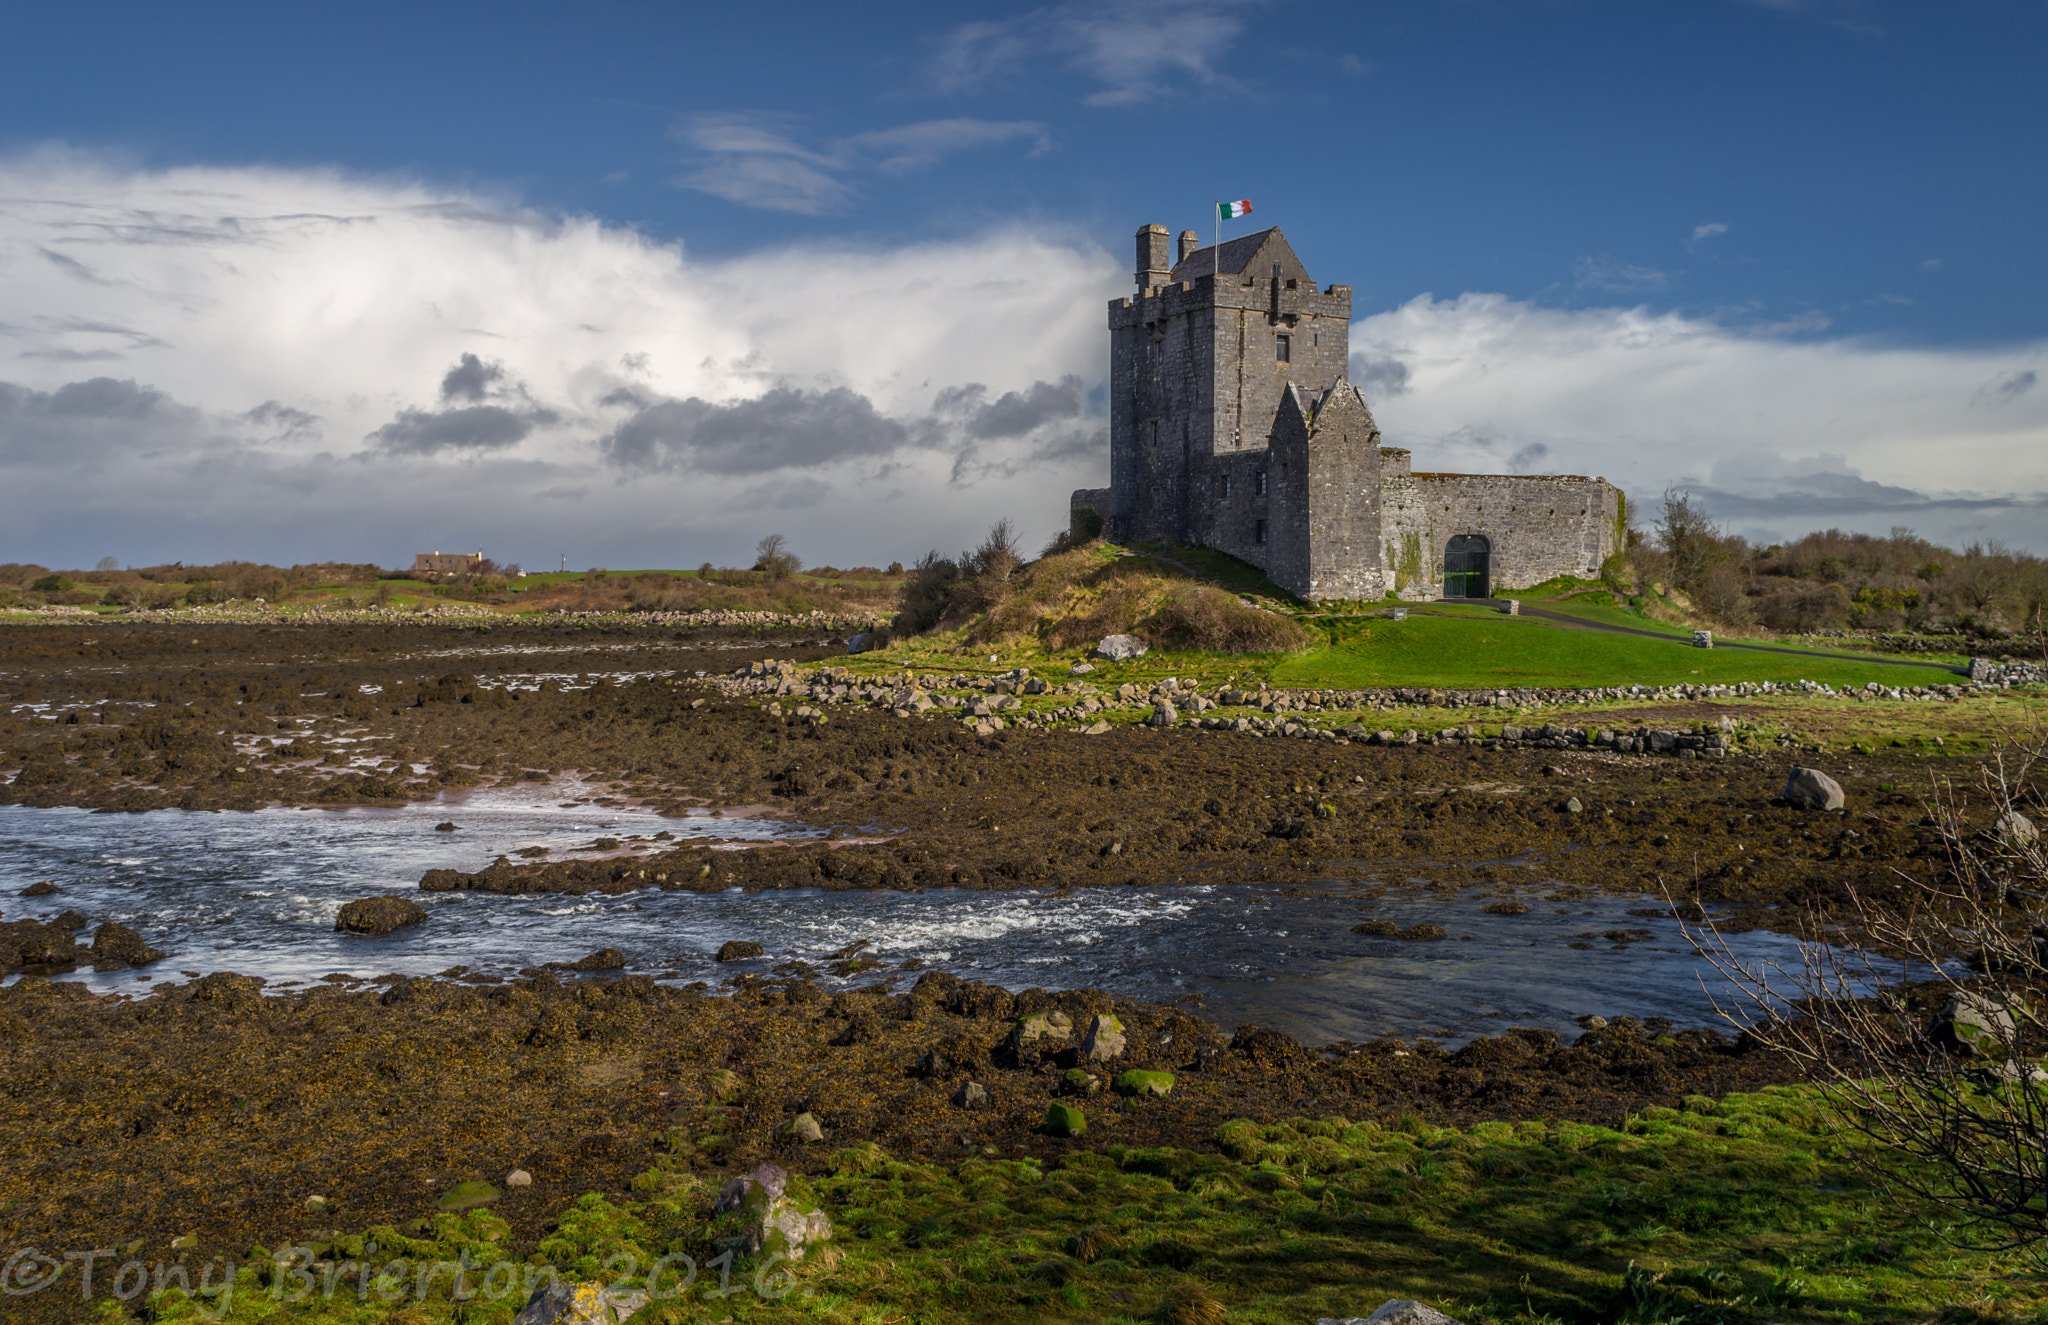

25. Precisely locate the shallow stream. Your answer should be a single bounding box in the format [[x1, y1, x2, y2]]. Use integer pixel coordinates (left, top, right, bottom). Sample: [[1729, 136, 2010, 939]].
[[0, 796, 1810, 1046]]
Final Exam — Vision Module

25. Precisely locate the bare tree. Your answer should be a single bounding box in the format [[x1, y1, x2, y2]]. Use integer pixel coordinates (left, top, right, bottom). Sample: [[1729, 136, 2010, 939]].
[[970, 518, 1021, 583], [1654, 487, 1725, 596], [94, 556, 120, 573], [753, 534, 802, 581], [1685, 733, 2048, 1252]]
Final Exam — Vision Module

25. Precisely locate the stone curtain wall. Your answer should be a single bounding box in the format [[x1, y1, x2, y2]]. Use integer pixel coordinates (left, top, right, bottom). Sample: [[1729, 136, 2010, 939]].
[[1381, 473, 1620, 599]]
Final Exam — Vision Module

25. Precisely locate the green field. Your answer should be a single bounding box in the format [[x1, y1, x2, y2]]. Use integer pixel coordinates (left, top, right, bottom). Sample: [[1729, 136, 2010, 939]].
[[1271, 607, 1964, 690]]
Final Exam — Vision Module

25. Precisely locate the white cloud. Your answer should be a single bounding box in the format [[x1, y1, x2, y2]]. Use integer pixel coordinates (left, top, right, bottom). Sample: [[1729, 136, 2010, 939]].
[[931, 0, 1256, 105], [3, 150, 2043, 577], [0, 150, 1115, 569], [1691, 221, 1730, 242], [671, 114, 1048, 213], [1355, 293, 2048, 550], [1573, 255, 1670, 293]]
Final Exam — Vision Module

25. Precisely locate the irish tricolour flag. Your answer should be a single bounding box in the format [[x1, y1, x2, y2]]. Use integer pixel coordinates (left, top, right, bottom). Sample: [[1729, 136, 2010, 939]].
[[1217, 199, 1253, 220]]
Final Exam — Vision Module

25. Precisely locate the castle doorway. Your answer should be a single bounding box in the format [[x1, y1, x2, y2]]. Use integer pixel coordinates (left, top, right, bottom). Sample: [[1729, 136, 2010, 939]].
[[1444, 535, 1491, 599]]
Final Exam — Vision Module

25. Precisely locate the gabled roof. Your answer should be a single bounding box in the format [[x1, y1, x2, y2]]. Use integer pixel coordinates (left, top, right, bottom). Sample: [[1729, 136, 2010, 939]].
[[1168, 227, 1314, 286]]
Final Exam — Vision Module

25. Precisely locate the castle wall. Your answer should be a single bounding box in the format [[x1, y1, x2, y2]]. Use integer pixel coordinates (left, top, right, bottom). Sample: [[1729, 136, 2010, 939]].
[[1380, 472, 1620, 599]]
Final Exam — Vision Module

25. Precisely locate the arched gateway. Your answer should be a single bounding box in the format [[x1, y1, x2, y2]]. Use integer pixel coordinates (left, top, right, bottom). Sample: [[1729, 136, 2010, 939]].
[[1444, 534, 1491, 599]]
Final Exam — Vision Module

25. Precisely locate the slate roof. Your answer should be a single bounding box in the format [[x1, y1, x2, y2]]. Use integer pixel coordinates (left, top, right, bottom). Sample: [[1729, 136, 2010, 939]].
[[1168, 227, 1280, 283]]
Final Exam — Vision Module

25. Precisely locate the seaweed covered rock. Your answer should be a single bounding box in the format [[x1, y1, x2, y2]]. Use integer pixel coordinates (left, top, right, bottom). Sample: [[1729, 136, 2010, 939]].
[[716, 940, 765, 962], [334, 894, 428, 935], [90, 921, 164, 967], [708, 1162, 832, 1260]]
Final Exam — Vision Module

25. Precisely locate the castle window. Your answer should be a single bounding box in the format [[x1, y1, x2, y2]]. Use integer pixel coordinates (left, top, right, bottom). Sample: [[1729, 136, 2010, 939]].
[[1254, 519, 1267, 545], [1256, 470, 1268, 496], [1275, 334, 1290, 363], [1219, 474, 1231, 500]]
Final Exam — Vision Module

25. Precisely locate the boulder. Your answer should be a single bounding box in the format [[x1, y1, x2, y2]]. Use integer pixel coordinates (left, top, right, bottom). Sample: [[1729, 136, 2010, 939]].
[[505, 1169, 533, 1188], [1045, 1102, 1087, 1137], [952, 1080, 990, 1109], [1931, 995, 2019, 1059], [716, 940, 765, 962], [1095, 634, 1148, 661], [1149, 700, 1178, 728], [435, 1180, 503, 1211], [1061, 1068, 1103, 1097], [1069, 663, 1095, 675], [559, 948, 625, 972], [1318, 1302, 1465, 1325], [334, 894, 428, 936], [1114, 1069, 1173, 1098], [1782, 767, 1846, 812], [512, 1281, 641, 1325], [1082, 1013, 1127, 1062], [781, 1112, 825, 1143], [708, 1162, 832, 1260], [19, 881, 59, 897], [1013, 1009, 1074, 1049], [1994, 811, 2039, 846], [90, 922, 164, 967]]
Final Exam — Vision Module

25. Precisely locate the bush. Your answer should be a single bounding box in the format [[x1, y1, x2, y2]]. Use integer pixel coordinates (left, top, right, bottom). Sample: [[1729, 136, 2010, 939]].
[[754, 534, 801, 581], [1135, 583, 1317, 653], [30, 574, 63, 593]]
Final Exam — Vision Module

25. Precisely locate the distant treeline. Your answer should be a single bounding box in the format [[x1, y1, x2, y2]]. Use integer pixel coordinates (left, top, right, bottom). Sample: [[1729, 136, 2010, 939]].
[[1630, 491, 2046, 644]]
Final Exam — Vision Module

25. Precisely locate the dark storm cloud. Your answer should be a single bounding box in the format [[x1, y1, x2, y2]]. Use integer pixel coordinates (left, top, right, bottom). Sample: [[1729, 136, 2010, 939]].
[[245, 400, 319, 437], [1976, 368, 2037, 405], [1507, 442, 1550, 470], [368, 404, 544, 455], [601, 385, 910, 475], [932, 375, 1085, 439], [1692, 464, 2044, 521], [0, 375, 206, 463], [440, 352, 506, 403], [38, 247, 112, 285]]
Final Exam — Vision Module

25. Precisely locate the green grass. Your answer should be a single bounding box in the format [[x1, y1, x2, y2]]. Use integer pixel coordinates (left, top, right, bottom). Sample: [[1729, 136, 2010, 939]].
[[1272, 608, 1964, 690], [135, 1086, 2048, 1324]]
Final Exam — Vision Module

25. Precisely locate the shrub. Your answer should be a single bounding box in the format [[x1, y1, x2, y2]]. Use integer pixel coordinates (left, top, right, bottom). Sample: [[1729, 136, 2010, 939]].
[[30, 574, 63, 593], [1134, 584, 1316, 654]]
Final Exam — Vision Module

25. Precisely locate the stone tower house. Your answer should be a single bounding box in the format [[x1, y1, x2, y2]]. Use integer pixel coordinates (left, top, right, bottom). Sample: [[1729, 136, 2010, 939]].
[[1073, 223, 1621, 601]]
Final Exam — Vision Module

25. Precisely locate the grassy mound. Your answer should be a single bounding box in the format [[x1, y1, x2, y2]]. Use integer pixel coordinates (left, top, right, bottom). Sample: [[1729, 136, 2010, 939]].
[[955, 544, 1315, 656]]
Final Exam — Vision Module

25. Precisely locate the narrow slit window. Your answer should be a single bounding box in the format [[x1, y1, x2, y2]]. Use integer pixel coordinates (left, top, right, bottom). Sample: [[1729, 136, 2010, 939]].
[[1218, 474, 1231, 500], [1254, 519, 1267, 545], [1275, 334, 1290, 363], [1255, 470, 1268, 496]]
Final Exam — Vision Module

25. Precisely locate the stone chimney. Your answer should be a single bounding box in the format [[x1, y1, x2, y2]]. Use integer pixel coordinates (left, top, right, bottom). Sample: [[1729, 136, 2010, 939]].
[[1179, 230, 1200, 265], [1135, 224, 1171, 289]]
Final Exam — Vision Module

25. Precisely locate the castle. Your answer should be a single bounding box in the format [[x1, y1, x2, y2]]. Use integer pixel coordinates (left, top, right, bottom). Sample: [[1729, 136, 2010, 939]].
[[1070, 224, 1622, 601]]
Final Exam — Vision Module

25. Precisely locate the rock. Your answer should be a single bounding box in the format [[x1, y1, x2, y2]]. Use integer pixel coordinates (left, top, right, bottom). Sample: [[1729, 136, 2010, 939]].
[[1149, 700, 1178, 728], [1069, 662, 1095, 675], [1575, 1014, 1609, 1030], [1114, 1069, 1174, 1098], [559, 948, 625, 972], [1995, 811, 2039, 846], [952, 1080, 990, 1109], [435, 1180, 503, 1210], [334, 894, 428, 936], [90, 922, 164, 967], [1563, 797, 1584, 814], [1012, 1010, 1074, 1052], [1095, 634, 1148, 661], [781, 1112, 825, 1143], [1481, 900, 1530, 915], [709, 1162, 832, 1260], [716, 940, 765, 962], [1061, 1068, 1103, 1097], [1080, 720, 1111, 735], [512, 1281, 640, 1325], [1082, 1013, 1127, 1062], [19, 881, 59, 897], [1931, 995, 2018, 1059], [1782, 767, 1846, 812], [1317, 1301, 1465, 1325], [433, 821, 458, 832], [50, 909, 89, 930], [1046, 1102, 1087, 1137], [845, 633, 876, 655], [505, 1169, 532, 1188], [304, 1195, 329, 1214]]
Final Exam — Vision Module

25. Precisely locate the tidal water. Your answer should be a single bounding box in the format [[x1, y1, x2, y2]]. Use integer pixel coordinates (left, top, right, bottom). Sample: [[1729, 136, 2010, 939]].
[[0, 794, 1809, 1046]]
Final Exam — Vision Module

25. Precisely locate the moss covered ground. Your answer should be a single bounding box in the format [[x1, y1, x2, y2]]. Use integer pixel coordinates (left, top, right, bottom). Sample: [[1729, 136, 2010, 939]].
[[124, 1086, 2048, 1325]]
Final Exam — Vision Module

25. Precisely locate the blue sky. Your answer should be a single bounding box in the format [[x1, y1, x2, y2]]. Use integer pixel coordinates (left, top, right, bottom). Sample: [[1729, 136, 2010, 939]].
[[0, 0, 2042, 569]]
